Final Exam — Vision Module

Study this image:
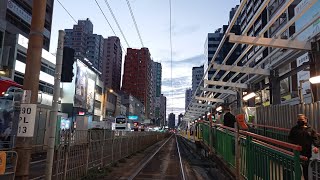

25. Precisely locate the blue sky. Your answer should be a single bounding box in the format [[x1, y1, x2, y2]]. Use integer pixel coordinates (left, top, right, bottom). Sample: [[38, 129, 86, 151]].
[[50, 0, 239, 118]]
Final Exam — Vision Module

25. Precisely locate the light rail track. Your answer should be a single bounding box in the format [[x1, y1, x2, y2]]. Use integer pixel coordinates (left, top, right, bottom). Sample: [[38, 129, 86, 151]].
[[129, 134, 187, 180]]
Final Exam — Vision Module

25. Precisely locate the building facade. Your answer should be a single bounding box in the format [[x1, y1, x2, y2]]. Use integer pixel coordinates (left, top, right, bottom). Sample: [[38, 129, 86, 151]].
[[87, 34, 104, 73], [168, 113, 175, 129], [121, 93, 145, 122], [152, 61, 162, 125], [160, 94, 167, 127], [192, 65, 204, 94], [64, 18, 103, 73], [122, 48, 152, 118], [102, 36, 122, 92], [185, 88, 192, 110], [178, 113, 183, 126], [153, 61, 162, 97], [0, 0, 54, 78], [204, 30, 223, 80]]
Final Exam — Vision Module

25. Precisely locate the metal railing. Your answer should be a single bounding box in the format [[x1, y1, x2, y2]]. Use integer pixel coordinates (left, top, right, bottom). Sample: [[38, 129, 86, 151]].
[[28, 130, 166, 180], [197, 122, 304, 180], [0, 151, 18, 180], [248, 123, 290, 143]]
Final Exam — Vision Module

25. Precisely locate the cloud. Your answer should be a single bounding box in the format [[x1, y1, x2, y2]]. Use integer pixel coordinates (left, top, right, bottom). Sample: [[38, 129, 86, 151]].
[[165, 25, 200, 36], [173, 25, 200, 36], [159, 54, 205, 117], [161, 54, 205, 79]]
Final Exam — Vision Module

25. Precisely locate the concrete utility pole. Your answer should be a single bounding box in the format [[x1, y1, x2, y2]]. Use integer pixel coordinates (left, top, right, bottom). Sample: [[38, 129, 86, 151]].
[[45, 30, 65, 179], [15, 0, 47, 179]]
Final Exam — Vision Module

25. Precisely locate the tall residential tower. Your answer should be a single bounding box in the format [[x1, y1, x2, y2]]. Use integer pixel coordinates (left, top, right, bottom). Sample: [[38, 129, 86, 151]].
[[64, 18, 104, 73], [122, 48, 152, 118], [102, 36, 122, 92]]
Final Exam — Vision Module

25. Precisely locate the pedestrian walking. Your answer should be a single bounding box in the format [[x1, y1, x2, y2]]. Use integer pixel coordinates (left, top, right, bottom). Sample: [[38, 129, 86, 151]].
[[288, 114, 320, 180], [223, 107, 236, 128]]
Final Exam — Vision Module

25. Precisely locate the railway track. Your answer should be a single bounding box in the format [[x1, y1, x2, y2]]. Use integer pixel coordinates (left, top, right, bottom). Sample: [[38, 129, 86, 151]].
[[101, 134, 233, 180], [129, 134, 188, 180], [176, 136, 233, 180]]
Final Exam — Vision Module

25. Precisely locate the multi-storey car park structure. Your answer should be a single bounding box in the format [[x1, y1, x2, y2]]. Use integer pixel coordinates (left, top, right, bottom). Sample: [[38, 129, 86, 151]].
[[184, 0, 320, 121]]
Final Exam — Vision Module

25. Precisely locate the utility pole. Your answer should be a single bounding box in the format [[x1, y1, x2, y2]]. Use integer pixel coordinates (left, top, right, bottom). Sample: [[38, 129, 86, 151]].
[[45, 30, 65, 179], [15, 0, 47, 179]]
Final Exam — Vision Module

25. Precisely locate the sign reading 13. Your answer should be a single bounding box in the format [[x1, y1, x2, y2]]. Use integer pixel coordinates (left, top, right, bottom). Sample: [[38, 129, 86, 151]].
[[17, 104, 37, 137]]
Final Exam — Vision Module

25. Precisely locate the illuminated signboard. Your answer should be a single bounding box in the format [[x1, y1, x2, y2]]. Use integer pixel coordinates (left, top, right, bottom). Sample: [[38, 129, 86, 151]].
[[128, 115, 138, 120]]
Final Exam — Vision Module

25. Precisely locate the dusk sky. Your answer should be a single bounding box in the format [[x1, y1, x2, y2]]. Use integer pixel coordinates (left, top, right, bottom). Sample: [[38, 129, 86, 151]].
[[49, 0, 239, 118]]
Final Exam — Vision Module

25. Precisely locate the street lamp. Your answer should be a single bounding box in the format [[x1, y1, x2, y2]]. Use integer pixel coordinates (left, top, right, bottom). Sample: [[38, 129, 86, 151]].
[[309, 75, 320, 84], [243, 92, 256, 101], [109, 89, 114, 93]]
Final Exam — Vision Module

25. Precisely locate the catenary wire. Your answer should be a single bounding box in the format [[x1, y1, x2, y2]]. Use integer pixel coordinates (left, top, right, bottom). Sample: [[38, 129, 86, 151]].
[[103, 0, 130, 48], [125, 0, 144, 47]]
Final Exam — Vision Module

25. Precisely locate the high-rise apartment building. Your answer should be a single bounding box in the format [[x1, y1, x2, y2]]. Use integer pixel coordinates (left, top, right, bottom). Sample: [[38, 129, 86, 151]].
[[153, 61, 162, 97], [160, 94, 167, 127], [229, 5, 240, 25], [204, 30, 223, 80], [168, 113, 175, 129], [152, 61, 162, 124], [64, 18, 103, 73], [0, 0, 54, 77], [178, 113, 183, 126], [203, 6, 241, 93], [102, 36, 122, 92], [122, 48, 152, 118], [87, 34, 104, 72], [185, 88, 192, 110], [192, 65, 204, 94]]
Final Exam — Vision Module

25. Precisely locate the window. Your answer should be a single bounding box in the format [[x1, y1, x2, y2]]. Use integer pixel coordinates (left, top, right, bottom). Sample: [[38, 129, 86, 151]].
[[95, 100, 101, 109]]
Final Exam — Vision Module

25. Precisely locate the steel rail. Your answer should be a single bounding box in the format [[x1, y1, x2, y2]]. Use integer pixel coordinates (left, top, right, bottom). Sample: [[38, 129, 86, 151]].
[[175, 135, 186, 180], [128, 134, 174, 180]]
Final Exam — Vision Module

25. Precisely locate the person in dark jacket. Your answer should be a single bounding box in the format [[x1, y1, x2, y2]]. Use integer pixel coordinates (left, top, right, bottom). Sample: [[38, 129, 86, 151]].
[[288, 114, 320, 180], [223, 107, 236, 128]]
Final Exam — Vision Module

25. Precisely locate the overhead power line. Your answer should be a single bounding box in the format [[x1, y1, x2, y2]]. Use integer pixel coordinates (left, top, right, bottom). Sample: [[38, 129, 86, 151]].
[[169, 0, 173, 113], [125, 0, 144, 47], [103, 0, 130, 48], [57, 0, 77, 23], [94, 0, 126, 53]]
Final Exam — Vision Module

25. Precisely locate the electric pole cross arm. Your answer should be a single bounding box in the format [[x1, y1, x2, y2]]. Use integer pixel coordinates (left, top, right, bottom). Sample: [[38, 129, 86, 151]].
[[228, 33, 312, 51], [211, 62, 270, 76], [204, 79, 248, 89]]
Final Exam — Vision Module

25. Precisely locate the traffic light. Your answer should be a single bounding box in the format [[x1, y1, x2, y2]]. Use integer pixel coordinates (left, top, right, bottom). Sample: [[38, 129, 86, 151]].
[[61, 47, 75, 82]]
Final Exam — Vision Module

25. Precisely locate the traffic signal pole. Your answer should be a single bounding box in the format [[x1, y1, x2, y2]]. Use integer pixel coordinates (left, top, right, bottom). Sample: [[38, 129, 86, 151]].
[[15, 0, 47, 179], [45, 30, 65, 179]]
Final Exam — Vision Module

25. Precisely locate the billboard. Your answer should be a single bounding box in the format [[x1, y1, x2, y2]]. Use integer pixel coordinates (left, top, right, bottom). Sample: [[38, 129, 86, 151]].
[[74, 60, 97, 113], [86, 70, 96, 113]]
